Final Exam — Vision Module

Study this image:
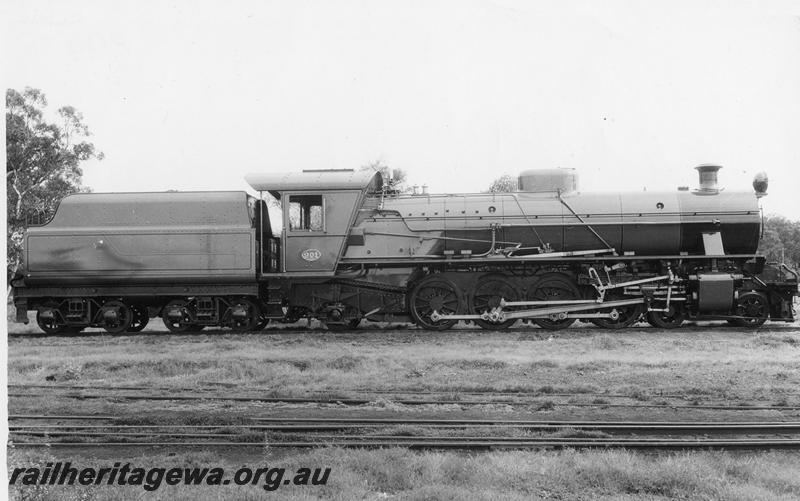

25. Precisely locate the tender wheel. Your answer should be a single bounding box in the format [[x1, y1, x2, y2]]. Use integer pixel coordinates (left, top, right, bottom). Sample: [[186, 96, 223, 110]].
[[591, 294, 644, 329], [731, 291, 769, 327], [225, 298, 261, 331], [470, 274, 520, 330], [99, 300, 133, 334], [527, 273, 580, 330], [646, 304, 685, 329], [36, 301, 67, 334], [162, 300, 194, 332], [127, 304, 150, 332], [409, 275, 464, 330]]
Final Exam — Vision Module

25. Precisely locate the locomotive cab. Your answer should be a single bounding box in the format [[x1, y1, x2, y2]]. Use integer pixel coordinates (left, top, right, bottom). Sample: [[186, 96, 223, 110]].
[[245, 169, 383, 276]]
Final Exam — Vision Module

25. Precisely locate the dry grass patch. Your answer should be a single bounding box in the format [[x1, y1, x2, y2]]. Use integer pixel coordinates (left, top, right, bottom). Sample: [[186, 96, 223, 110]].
[[527, 359, 560, 369], [752, 334, 800, 348], [9, 327, 800, 417], [9, 447, 800, 500]]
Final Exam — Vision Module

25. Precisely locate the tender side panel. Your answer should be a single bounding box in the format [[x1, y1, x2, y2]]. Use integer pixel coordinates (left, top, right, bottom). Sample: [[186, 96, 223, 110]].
[[25, 230, 254, 284], [22, 191, 257, 285]]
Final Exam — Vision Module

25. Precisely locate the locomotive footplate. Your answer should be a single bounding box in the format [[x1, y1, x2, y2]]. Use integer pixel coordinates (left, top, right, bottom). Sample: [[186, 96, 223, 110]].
[[430, 298, 646, 322]]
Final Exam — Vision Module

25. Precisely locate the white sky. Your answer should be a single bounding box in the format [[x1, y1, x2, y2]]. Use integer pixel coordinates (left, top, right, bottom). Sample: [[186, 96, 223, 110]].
[[4, 0, 800, 217]]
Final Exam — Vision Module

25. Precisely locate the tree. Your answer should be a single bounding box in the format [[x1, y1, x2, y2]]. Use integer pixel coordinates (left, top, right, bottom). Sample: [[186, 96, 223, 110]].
[[758, 215, 800, 267], [360, 160, 408, 192], [487, 174, 517, 193], [6, 87, 103, 282]]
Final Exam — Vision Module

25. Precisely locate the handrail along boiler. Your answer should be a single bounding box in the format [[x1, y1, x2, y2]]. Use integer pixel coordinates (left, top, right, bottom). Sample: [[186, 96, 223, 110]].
[[11, 165, 799, 333]]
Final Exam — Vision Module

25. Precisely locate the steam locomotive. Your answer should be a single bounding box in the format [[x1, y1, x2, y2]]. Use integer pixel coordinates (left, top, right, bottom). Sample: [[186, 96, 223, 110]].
[[11, 164, 799, 333]]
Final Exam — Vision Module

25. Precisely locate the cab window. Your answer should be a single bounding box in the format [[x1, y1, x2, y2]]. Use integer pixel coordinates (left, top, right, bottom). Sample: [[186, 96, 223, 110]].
[[288, 195, 323, 231]]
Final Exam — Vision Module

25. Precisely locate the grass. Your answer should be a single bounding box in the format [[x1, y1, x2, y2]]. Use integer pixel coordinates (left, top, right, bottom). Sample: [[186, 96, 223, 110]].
[[8, 447, 800, 500], [8, 327, 800, 402], [8, 320, 800, 498]]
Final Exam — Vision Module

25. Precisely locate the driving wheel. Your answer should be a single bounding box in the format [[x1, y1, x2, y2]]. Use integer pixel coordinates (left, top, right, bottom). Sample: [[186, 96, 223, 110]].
[[527, 273, 580, 330], [591, 294, 643, 329], [409, 275, 464, 330], [470, 274, 520, 330], [646, 303, 685, 329]]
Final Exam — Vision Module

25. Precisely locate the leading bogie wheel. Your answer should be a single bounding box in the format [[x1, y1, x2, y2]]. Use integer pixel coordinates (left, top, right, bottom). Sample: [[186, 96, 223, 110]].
[[470, 274, 520, 330], [731, 291, 769, 327], [409, 275, 464, 330], [526, 273, 580, 330]]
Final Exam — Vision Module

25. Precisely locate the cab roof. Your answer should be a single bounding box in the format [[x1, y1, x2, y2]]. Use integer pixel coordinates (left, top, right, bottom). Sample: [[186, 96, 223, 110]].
[[245, 169, 382, 199]]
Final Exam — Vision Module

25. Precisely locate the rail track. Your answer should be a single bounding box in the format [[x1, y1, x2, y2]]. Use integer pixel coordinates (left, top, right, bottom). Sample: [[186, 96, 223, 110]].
[[9, 324, 800, 339], [8, 385, 800, 411], [9, 415, 800, 450], [12, 439, 800, 450], [12, 383, 800, 400]]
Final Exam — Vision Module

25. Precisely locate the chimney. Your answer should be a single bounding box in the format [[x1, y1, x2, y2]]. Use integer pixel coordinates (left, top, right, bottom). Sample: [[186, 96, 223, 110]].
[[695, 164, 722, 193]]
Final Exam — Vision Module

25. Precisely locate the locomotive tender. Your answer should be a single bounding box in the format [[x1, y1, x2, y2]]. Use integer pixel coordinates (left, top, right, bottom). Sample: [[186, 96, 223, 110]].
[[11, 165, 799, 333]]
